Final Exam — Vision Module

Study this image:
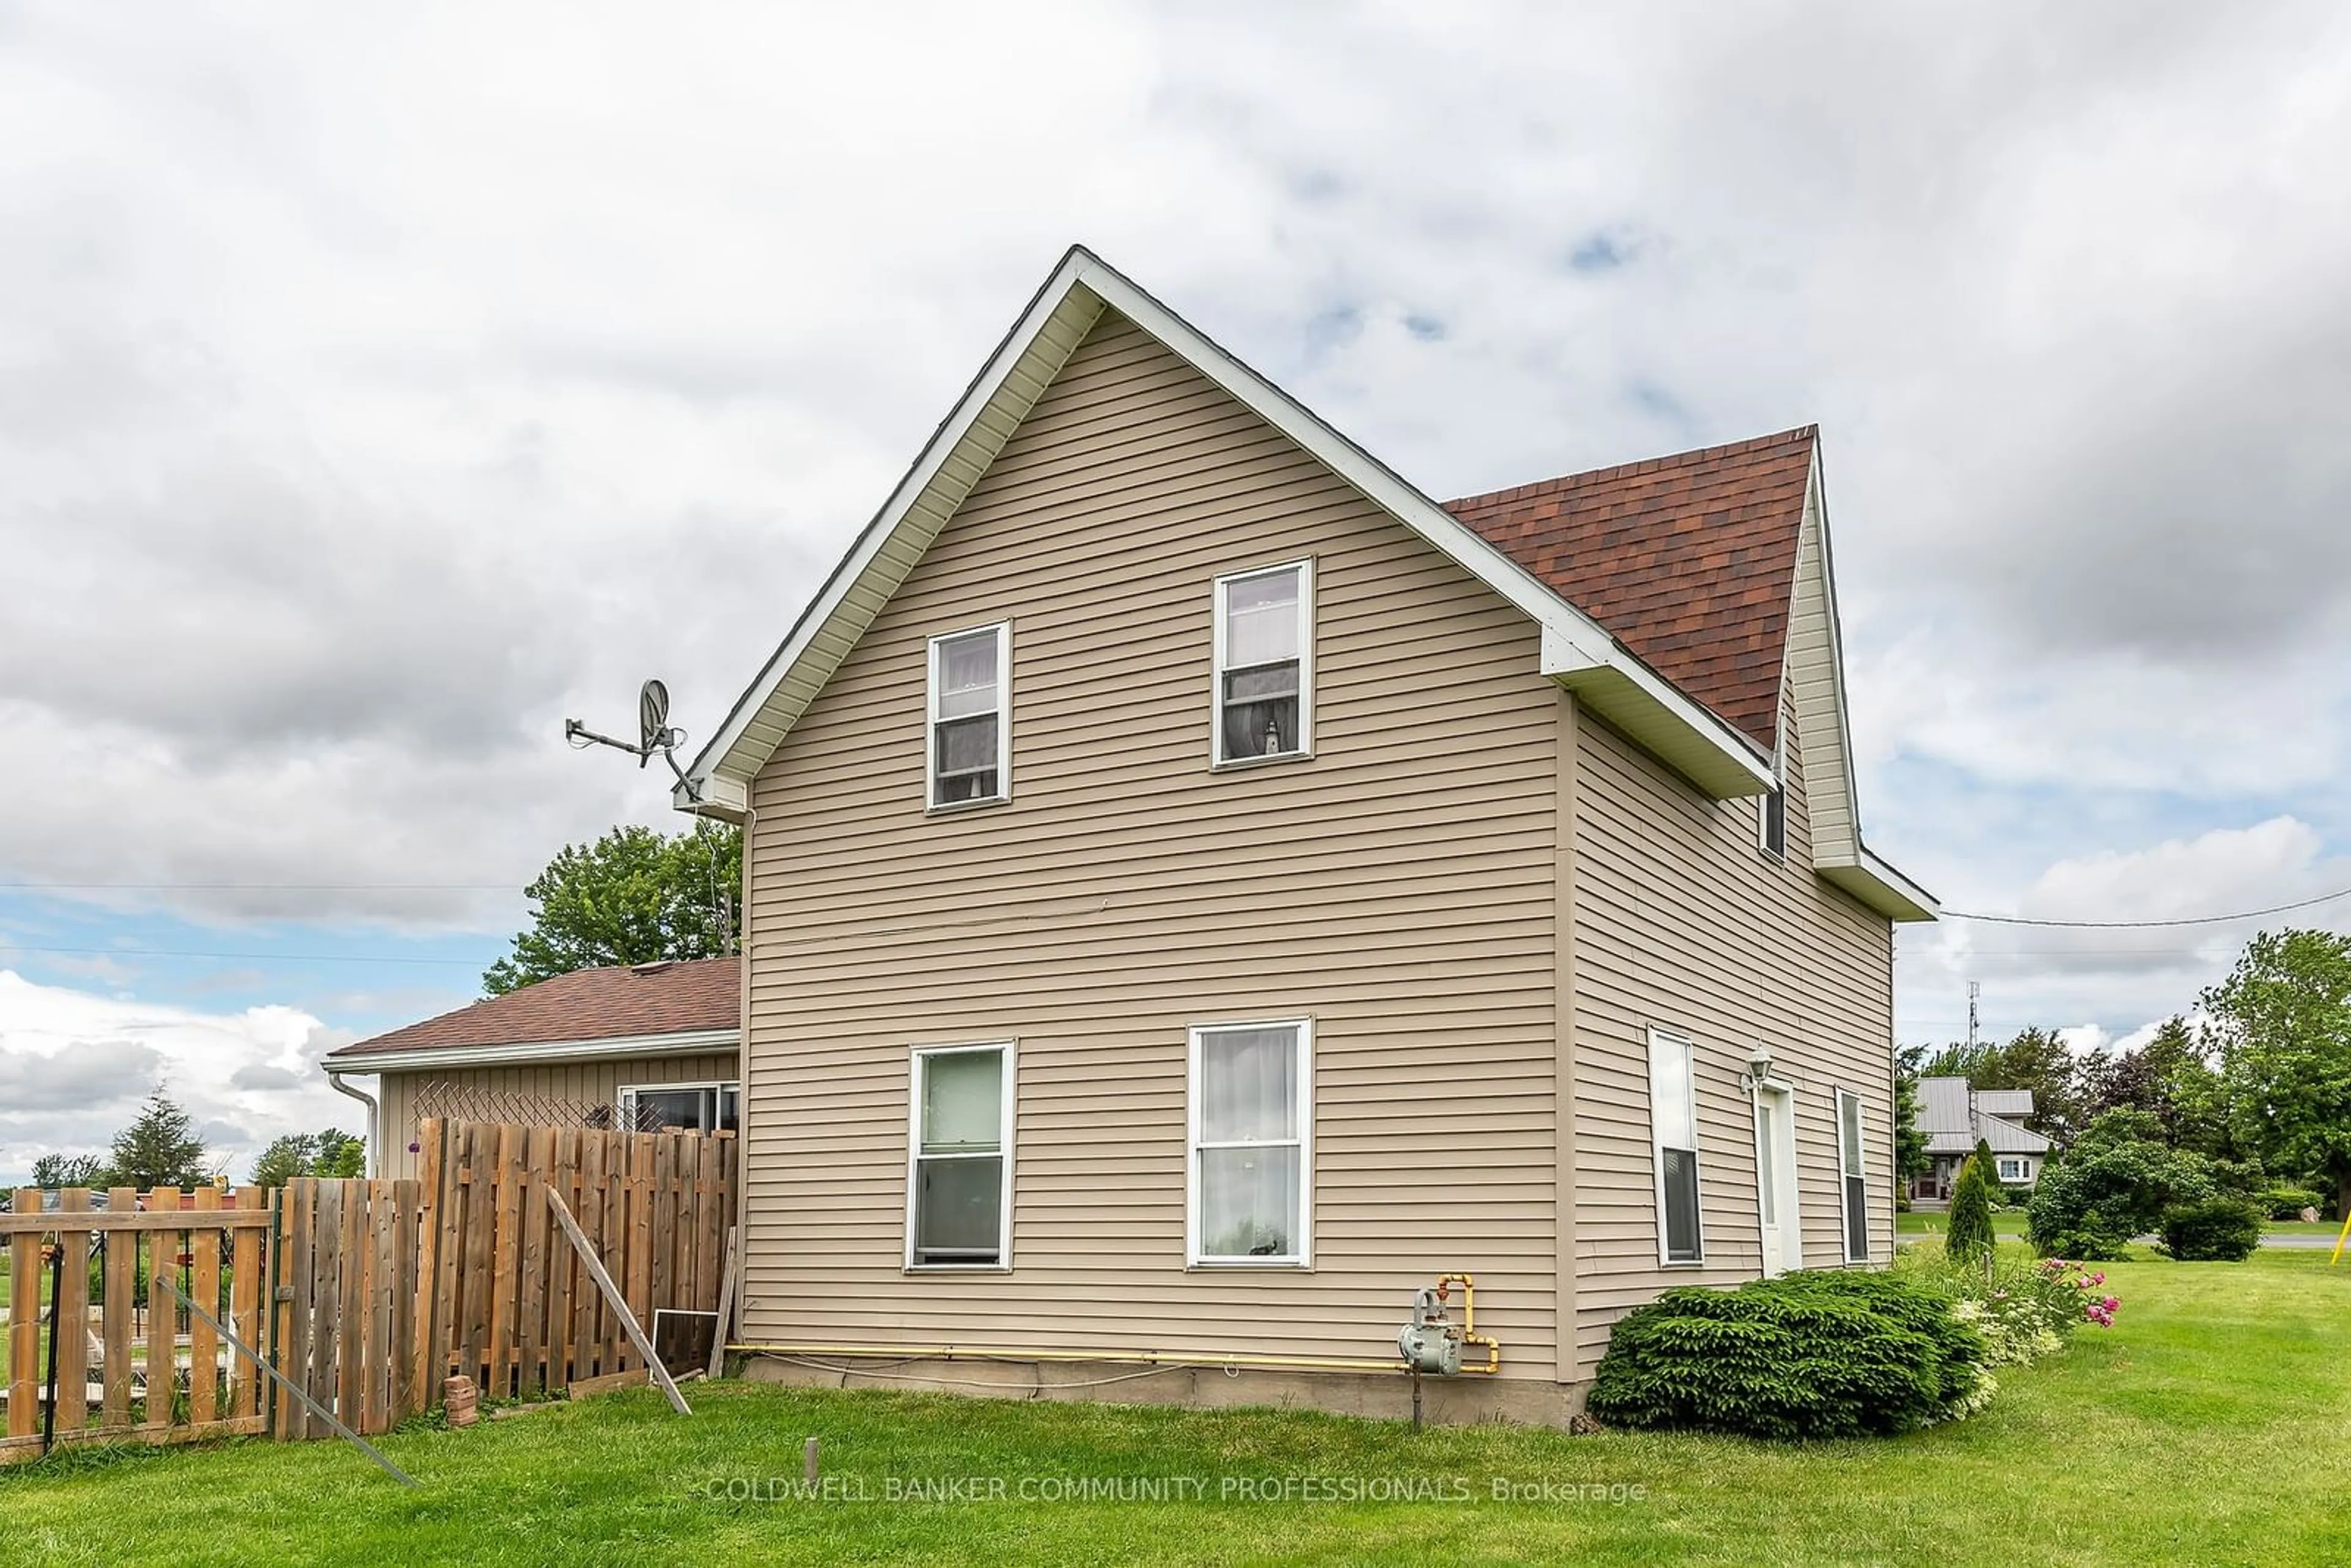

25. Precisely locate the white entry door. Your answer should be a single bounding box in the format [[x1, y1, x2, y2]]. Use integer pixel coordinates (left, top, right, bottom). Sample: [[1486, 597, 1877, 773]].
[[1755, 1086, 1798, 1276]]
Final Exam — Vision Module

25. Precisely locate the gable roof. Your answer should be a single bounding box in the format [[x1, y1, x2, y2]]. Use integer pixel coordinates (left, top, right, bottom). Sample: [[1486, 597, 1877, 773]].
[[675, 246, 1775, 815], [1918, 1075, 2051, 1155], [675, 245, 1933, 921], [1446, 427, 1817, 752], [323, 958, 740, 1073]]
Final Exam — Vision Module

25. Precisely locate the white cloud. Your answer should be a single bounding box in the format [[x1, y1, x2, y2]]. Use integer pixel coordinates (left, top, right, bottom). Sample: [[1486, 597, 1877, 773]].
[[1, 2, 2347, 1052], [0, 970, 358, 1184]]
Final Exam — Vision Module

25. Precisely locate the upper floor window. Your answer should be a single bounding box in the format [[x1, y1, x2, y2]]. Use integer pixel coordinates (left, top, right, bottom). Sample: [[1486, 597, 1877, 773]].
[[1212, 561, 1313, 765], [1648, 1027, 1703, 1264], [1758, 786, 1787, 861], [928, 623, 1010, 808]]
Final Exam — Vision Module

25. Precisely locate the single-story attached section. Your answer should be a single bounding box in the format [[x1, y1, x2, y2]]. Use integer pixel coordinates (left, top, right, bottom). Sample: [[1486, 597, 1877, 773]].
[[322, 957, 741, 1180]]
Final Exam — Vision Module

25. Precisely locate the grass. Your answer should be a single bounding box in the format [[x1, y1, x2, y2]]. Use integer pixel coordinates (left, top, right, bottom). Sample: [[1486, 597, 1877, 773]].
[[4, 1251, 2348, 1566], [1895, 1209, 2031, 1239]]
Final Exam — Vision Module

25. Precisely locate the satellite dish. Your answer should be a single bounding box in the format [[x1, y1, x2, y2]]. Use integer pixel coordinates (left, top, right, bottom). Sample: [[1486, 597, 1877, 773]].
[[639, 678, 672, 762]]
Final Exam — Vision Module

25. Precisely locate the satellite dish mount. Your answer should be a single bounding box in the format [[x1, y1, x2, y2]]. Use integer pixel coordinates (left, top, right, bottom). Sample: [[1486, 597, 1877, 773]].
[[565, 678, 700, 800]]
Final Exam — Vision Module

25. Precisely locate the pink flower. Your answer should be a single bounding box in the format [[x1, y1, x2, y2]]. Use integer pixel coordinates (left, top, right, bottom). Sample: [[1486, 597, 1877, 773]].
[[2102, 1296, 2120, 1312], [2090, 1272, 2105, 1285]]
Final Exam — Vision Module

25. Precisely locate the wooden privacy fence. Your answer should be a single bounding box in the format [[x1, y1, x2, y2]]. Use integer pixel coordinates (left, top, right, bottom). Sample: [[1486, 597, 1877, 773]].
[[0, 1118, 734, 1465], [2, 1187, 273, 1464], [416, 1117, 738, 1403]]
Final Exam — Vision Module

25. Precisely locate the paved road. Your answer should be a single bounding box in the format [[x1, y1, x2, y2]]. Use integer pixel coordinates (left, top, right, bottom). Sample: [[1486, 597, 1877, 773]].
[[2257, 1232, 2343, 1250]]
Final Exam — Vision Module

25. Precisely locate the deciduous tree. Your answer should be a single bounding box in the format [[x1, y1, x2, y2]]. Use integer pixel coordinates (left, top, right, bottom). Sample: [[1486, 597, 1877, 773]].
[[483, 820, 741, 996]]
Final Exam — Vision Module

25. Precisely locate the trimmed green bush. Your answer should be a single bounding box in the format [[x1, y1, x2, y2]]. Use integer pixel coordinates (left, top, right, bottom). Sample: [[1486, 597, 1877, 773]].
[[1586, 1271, 1992, 1439], [1945, 1155, 1997, 1263], [2259, 1185, 2325, 1221], [2028, 1120, 2221, 1256], [2159, 1198, 2264, 1261]]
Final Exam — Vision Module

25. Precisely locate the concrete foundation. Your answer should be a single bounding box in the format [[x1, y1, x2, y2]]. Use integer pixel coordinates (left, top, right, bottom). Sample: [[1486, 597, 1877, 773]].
[[740, 1351, 1588, 1429]]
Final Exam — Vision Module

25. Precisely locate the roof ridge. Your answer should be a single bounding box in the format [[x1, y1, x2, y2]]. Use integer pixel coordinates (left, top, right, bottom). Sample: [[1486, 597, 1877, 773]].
[[1444, 424, 1817, 511]]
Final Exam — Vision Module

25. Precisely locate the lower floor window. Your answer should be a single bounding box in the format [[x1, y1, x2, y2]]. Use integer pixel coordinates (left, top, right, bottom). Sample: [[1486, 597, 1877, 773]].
[[1189, 1020, 1311, 1264], [1996, 1156, 2028, 1183], [1648, 1029, 1703, 1264], [1835, 1087, 1869, 1262], [908, 1043, 1013, 1267], [618, 1081, 738, 1133]]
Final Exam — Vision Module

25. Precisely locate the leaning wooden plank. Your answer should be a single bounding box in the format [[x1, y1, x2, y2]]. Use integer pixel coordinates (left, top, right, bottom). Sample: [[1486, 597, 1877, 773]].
[[102, 1187, 136, 1429], [706, 1226, 739, 1381], [6, 1188, 37, 1439], [189, 1186, 220, 1426], [543, 1188, 689, 1416], [230, 1187, 263, 1420], [157, 1276, 415, 1487], [57, 1188, 92, 1433], [567, 1367, 648, 1399], [143, 1187, 181, 1431]]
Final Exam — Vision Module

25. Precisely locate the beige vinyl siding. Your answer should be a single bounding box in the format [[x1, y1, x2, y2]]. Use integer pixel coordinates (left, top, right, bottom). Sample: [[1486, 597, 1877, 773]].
[[1567, 667, 1894, 1363], [1783, 480, 1859, 865], [372, 1052, 739, 1179], [741, 310, 1564, 1376]]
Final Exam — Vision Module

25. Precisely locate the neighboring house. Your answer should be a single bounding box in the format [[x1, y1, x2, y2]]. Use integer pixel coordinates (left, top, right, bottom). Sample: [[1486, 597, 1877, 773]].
[[322, 958, 740, 1179], [648, 246, 1937, 1425], [1907, 1075, 2050, 1207]]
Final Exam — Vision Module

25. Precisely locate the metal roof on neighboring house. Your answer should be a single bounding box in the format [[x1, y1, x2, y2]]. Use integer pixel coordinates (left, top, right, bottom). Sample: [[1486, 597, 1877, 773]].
[[323, 957, 740, 1064], [1918, 1075, 2052, 1156]]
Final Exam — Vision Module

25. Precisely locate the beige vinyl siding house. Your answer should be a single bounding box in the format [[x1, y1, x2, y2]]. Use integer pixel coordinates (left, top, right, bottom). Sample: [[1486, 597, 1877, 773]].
[[660, 249, 1934, 1425]]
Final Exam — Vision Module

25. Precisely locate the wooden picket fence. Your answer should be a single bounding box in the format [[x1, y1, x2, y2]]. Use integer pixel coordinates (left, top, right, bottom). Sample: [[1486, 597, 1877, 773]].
[[1, 1187, 274, 1463], [0, 1118, 735, 1465]]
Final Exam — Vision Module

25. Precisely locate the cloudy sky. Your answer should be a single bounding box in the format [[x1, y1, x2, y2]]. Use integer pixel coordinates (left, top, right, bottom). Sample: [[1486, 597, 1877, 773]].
[[5, 2, 2349, 1182]]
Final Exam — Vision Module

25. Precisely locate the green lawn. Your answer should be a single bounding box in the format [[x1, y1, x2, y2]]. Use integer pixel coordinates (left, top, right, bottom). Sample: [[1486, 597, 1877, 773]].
[[1895, 1209, 2030, 1239], [4, 1251, 2347, 1566]]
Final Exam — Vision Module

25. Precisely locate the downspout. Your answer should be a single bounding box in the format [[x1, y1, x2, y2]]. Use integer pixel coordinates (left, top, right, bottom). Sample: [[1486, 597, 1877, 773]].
[[327, 1070, 381, 1179]]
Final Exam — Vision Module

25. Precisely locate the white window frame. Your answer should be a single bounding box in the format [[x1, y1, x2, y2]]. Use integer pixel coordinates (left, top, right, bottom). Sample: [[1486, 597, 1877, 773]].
[[1646, 1027, 1704, 1266], [1835, 1086, 1869, 1263], [617, 1079, 740, 1134], [1996, 1155, 2028, 1184], [1185, 1018, 1313, 1268], [924, 621, 1011, 811], [1210, 558, 1314, 767], [904, 1041, 1016, 1271]]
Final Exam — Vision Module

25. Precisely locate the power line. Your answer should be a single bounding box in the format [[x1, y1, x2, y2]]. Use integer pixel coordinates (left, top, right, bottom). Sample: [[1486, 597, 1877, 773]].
[[1940, 883, 2351, 930], [0, 882, 514, 891], [0, 942, 483, 967]]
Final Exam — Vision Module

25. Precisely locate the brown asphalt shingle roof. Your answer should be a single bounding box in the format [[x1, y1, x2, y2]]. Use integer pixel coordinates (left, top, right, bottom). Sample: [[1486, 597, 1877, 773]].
[[1446, 426, 1817, 752], [326, 957, 739, 1060]]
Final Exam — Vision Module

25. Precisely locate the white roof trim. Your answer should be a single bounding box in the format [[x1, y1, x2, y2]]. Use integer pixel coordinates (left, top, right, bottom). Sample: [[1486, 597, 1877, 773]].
[[1821, 848, 1939, 923], [677, 245, 1775, 812], [326, 1026, 741, 1076]]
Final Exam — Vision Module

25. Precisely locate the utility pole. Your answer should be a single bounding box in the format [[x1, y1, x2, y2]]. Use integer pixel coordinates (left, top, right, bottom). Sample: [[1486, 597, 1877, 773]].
[[1967, 980, 1981, 1051]]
